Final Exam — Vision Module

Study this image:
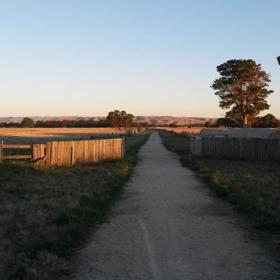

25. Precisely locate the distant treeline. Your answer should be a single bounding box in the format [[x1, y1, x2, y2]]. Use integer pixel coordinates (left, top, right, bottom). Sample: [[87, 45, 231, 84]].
[[1, 112, 278, 129], [0, 110, 151, 129], [0, 119, 150, 128], [0, 120, 205, 128], [205, 114, 280, 128], [36, 120, 109, 128]]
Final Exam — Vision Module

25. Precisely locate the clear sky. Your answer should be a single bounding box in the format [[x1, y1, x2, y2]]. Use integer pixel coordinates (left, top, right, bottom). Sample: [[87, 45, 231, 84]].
[[1, 0, 279, 117]]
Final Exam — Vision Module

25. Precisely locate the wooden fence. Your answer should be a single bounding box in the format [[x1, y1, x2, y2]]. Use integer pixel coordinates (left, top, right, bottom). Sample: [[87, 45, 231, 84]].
[[0, 142, 32, 163], [191, 136, 280, 161], [0, 138, 125, 166]]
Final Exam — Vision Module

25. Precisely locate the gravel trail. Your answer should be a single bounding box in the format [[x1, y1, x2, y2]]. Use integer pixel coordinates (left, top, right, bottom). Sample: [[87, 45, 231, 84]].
[[71, 132, 279, 280]]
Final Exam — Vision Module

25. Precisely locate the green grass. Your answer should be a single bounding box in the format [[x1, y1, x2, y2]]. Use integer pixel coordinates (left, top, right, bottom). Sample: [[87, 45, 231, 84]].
[[159, 131, 280, 231], [0, 132, 150, 280]]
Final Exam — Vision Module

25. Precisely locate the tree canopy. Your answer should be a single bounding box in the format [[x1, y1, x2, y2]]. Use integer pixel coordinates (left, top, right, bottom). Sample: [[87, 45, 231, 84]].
[[105, 110, 135, 129], [21, 117, 35, 128], [253, 114, 280, 128], [211, 59, 273, 127], [214, 118, 241, 128]]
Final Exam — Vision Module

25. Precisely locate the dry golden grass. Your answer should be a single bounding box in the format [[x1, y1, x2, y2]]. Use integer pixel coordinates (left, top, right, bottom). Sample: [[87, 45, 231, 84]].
[[0, 128, 122, 144], [157, 127, 203, 134], [158, 127, 233, 135], [0, 127, 121, 137]]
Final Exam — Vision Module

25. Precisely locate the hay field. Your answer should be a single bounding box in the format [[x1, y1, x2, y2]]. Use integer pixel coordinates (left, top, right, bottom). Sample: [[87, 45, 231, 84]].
[[0, 127, 122, 144], [157, 127, 203, 134]]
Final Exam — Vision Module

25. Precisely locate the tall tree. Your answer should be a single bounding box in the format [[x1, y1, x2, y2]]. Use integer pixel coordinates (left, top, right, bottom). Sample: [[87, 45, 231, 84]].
[[105, 110, 134, 131], [211, 59, 273, 127], [21, 117, 35, 128]]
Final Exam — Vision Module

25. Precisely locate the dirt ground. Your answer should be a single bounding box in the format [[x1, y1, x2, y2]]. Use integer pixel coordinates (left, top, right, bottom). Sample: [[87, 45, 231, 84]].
[[68, 132, 280, 280]]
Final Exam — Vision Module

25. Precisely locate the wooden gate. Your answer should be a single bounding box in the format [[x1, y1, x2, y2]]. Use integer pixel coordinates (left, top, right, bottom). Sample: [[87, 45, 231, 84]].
[[0, 142, 32, 163]]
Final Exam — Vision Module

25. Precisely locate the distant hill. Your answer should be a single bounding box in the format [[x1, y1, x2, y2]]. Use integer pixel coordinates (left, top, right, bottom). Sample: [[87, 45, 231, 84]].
[[134, 116, 214, 126], [0, 116, 214, 126]]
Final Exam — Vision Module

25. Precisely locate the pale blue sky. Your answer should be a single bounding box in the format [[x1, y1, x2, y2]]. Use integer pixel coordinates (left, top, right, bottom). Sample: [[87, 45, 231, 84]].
[[1, 0, 279, 117]]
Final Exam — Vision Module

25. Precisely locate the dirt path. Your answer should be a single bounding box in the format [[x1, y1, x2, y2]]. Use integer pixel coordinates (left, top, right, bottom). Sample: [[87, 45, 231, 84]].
[[71, 132, 280, 280]]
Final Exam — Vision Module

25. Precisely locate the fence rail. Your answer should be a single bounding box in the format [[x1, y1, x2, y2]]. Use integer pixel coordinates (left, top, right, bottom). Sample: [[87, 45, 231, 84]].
[[0, 138, 125, 166], [191, 136, 280, 161], [0, 142, 32, 163], [2, 144, 32, 149]]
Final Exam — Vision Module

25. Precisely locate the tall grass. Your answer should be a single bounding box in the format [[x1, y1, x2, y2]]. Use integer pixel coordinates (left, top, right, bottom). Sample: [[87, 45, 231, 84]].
[[0, 132, 150, 280]]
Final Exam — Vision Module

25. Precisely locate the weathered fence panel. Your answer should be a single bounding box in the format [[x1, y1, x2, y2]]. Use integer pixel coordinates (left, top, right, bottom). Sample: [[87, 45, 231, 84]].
[[35, 138, 125, 166], [0, 138, 126, 166], [193, 137, 280, 161], [190, 136, 202, 156], [32, 144, 46, 161]]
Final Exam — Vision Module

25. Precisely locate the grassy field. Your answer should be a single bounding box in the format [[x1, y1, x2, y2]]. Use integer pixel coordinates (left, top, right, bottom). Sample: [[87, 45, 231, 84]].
[[0, 132, 150, 280], [155, 127, 203, 134], [0, 127, 122, 136], [0, 127, 126, 144], [159, 131, 280, 231]]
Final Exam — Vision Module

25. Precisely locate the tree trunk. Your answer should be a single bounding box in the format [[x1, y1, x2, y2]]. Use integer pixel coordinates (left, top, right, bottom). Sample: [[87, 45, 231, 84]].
[[244, 115, 248, 127]]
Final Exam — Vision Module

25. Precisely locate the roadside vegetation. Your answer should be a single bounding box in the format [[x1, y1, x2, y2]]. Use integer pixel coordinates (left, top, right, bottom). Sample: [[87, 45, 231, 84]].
[[0, 132, 150, 280], [159, 131, 280, 231]]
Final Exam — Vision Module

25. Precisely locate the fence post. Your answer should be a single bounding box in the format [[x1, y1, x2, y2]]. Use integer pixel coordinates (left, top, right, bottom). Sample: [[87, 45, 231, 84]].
[[32, 144, 34, 161], [0, 140, 3, 164], [122, 137, 126, 158], [71, 142, 75, 165]]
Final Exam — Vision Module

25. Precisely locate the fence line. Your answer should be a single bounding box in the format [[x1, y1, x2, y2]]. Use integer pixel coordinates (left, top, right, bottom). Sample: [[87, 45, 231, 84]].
[[191, 137, 280, 161], [0, 138, 125, 166]]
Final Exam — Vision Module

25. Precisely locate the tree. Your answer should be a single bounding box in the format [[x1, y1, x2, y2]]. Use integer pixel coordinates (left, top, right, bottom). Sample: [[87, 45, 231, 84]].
[[169, 122, 178, 128], [204, 120, 213, 127], [21, 117, 35, 128], [211, 59, 273, 127], [253, 114, 280, 128], [215, 117, 241, 128], [105, 110, 135, 130]]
